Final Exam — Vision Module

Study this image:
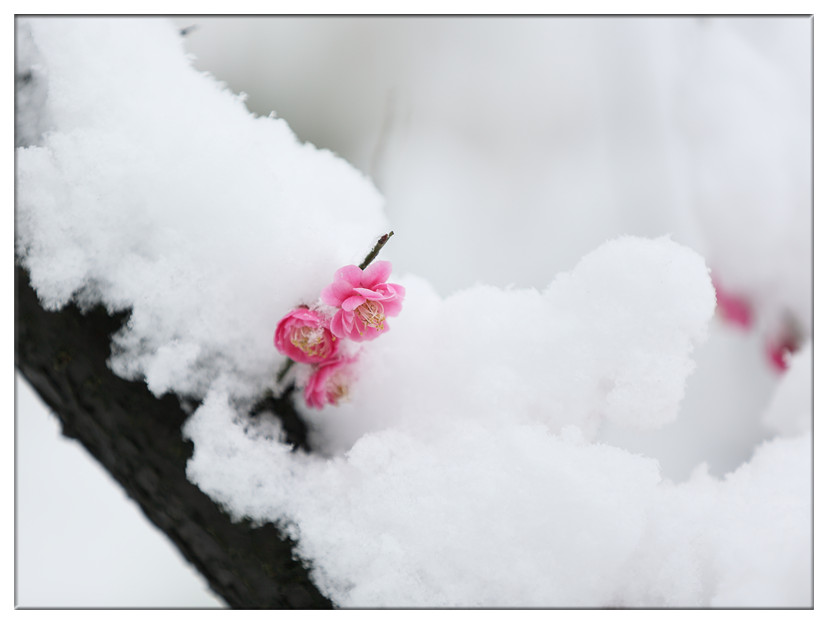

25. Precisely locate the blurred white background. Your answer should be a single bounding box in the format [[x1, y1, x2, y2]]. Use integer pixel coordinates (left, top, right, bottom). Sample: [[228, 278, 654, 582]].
[[15, 16, 812, 608]]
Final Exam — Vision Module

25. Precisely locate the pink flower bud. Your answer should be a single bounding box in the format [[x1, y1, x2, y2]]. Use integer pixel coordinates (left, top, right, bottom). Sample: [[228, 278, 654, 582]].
[[320, 260, 405, 342], [713, 277, 753, 329], [274, 307, 338, 364]]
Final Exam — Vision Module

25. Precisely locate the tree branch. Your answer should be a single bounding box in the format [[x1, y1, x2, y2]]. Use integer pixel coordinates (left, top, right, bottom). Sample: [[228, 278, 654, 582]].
[[15, 264, 332, 609]]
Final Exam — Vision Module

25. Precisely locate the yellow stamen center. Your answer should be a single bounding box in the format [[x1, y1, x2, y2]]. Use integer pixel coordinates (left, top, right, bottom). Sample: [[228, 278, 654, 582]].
[[290, 326, 329, 357], [355, 300, 385, 332], [328, 376, 350, 405]]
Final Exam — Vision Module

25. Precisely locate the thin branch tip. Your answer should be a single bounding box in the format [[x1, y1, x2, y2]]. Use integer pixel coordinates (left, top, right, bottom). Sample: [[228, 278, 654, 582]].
[[359, 231, 395, 270]]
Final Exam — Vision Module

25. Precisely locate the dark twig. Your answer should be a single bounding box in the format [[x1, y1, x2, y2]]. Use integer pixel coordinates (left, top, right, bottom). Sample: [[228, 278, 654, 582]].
[[276, 358, 294, 385], [358, 231, 394, 270], [15, 265, 331, 608], [250, 385, 311, 453]]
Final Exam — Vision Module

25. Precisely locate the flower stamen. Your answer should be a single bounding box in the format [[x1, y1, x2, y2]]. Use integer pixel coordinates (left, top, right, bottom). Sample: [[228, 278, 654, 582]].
[[290, 326, 328, 357], [355, 300, 385, 332], [328, 375, 350, 405]]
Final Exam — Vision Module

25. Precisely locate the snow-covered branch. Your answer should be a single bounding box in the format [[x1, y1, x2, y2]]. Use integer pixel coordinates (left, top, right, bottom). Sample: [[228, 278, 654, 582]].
[[15, 17, 811, 608]]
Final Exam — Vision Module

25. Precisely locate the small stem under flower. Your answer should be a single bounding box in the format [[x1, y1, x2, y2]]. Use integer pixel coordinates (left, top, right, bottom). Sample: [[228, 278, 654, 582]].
[[276, 358, 294, 384], [359, 231, 394, 270]]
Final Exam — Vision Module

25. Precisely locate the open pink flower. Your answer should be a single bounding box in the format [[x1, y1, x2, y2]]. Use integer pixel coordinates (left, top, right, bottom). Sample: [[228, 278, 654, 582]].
[[304, 357, 357, 409], [320, 260, 405, 342], [274, 307, 338, 364]]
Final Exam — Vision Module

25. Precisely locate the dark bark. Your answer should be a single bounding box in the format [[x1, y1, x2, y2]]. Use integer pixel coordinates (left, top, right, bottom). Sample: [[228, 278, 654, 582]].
[[15, 264, 332, 609]]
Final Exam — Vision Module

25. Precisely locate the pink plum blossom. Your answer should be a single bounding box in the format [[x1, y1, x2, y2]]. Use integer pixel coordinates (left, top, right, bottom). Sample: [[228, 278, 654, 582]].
[[304, 357, 357, 409], [765, 334, 798, 373], [713, 277, 753, 329], [320, 260, 405, 342], [274, 307, 338, 364]]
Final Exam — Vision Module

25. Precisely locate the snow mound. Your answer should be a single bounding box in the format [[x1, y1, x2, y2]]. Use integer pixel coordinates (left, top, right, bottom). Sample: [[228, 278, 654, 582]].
[[15, 17, 811, 608]]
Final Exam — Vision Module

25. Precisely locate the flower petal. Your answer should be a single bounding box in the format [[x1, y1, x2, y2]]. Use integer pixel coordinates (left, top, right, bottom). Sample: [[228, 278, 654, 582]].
[[359, 321, 390, 341], [320, 280, 354, 306], [379, 282, 405, 299], [334, 264, 363, 286], [353, 287, 388, 300], [340, 310, 355, 332], [341, 295, 366, 312], [361, 260, 392, 288], [381, 298, 403, 317], [329, 311, 348, 339]]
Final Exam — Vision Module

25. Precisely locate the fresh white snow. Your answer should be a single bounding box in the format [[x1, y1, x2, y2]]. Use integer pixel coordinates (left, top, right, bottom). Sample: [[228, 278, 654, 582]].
[[15, 17, 812, 608]]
